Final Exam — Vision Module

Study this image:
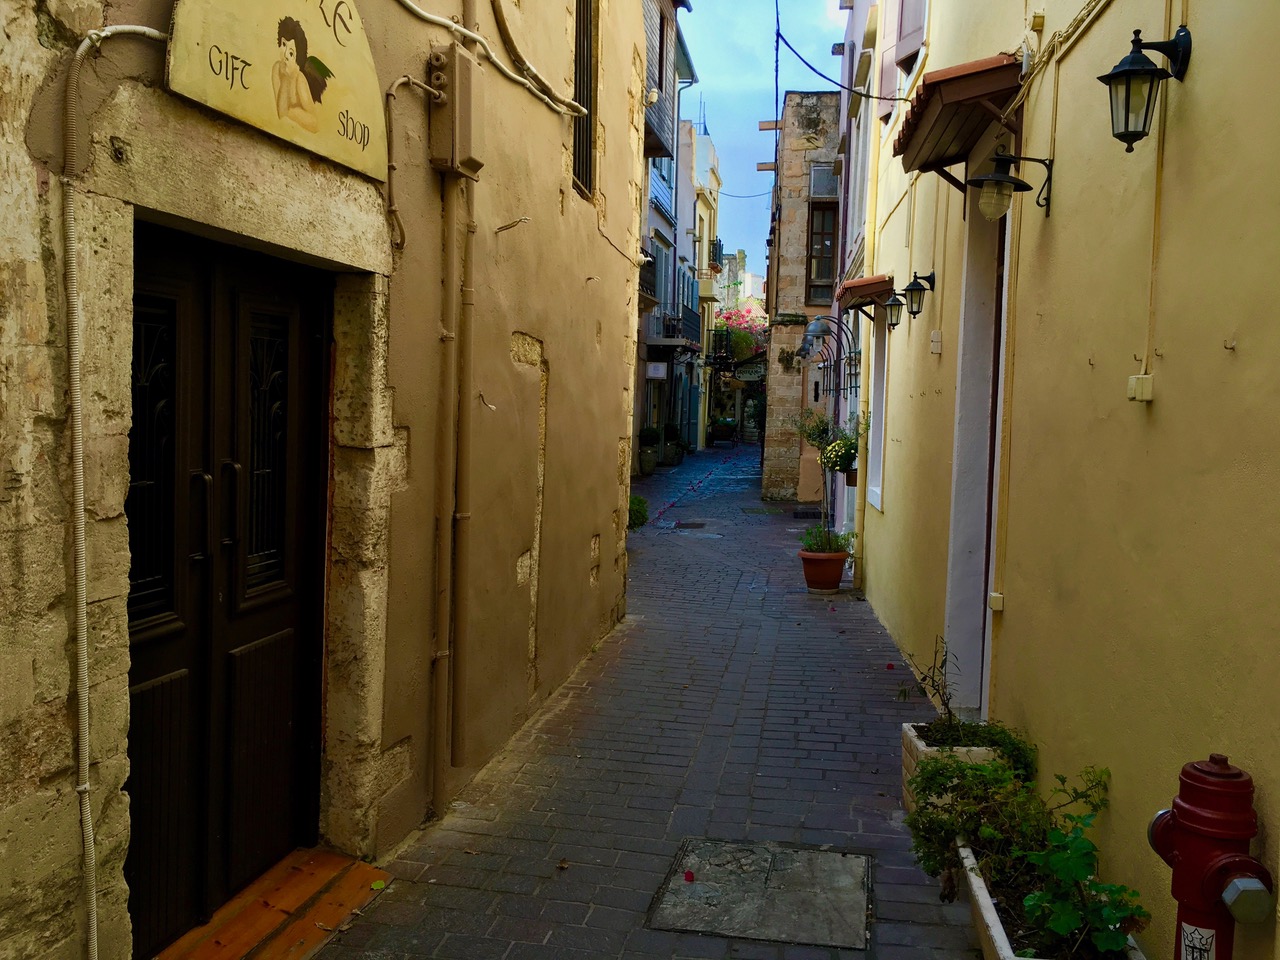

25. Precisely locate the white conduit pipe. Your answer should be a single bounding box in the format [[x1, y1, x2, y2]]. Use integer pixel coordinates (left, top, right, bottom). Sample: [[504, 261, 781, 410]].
[[62, 25, 167, 960], [391, 0, 585, 116]]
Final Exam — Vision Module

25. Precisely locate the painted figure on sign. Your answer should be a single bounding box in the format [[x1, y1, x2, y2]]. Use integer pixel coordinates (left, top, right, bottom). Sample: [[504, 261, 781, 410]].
[[271, 17, 333, 133]]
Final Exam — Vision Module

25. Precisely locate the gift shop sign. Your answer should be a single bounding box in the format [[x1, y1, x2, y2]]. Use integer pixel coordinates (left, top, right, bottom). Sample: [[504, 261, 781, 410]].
[[166, 0, 388, 180]]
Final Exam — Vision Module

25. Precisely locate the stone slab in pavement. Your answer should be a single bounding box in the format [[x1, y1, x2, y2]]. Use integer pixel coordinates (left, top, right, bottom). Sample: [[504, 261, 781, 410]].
[[318, 444, 978, 960]]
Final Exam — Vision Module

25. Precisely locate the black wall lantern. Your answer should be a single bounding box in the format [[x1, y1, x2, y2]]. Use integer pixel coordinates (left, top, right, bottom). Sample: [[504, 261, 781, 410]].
[[1097, 27, 1192, 152], [884, 295, 905, 330], [902, 271, 935, 317], [965, 147, 1053, 221]]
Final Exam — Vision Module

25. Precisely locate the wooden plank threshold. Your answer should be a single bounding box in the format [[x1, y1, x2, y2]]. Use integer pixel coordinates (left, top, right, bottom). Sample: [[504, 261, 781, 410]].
[[156, 848, 390, 960]]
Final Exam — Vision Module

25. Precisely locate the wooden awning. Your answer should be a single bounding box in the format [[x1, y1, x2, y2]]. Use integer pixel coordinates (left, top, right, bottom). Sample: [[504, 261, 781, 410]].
[[837, 274, 895, 310], [892, 54, 1021, 177]]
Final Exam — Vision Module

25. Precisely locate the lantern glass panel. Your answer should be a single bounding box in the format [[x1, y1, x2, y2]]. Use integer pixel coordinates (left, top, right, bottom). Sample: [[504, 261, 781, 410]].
[[905, 285, 926, 316], [978, 180, 1014, 221]]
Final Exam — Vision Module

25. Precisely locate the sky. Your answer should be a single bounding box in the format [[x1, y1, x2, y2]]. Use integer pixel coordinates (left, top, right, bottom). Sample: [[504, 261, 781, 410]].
[[679, 0, 848, 278]]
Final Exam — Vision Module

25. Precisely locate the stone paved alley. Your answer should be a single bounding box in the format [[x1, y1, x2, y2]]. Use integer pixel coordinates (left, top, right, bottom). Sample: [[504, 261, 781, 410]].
[[318, 445, 977, 960]]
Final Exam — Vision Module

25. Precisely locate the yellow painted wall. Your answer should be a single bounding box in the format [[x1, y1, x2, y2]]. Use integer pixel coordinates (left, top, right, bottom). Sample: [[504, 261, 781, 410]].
[[862, 2, 1280, 959], [989, 7, 1280, 959]]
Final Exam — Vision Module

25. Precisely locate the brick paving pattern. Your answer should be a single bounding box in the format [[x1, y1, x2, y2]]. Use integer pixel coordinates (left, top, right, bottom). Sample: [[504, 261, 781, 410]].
[[318, 444, 977, 960]]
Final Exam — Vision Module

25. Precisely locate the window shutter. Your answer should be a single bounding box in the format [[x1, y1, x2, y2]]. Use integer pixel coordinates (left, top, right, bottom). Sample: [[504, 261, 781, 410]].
[[896, 0, 924, 68], [877, 47, 897, 120]]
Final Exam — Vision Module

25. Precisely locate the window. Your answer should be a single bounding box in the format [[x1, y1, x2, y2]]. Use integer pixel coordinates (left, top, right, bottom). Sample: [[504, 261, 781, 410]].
[[806, 202, 837, 304], [809, 163, 838, 199], [572, 0, 596, 195]]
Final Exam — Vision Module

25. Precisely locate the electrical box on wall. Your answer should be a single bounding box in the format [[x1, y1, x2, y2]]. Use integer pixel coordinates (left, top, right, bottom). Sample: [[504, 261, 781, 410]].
[[428, 42, 484, 181], [1127, 374, 1154, 402]]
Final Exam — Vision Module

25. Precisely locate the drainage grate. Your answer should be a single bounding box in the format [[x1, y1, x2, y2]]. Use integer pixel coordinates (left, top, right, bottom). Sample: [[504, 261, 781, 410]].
[[648, 839, 869, 949], [674, 521, 706, 529], [793, 507, 821, 520]]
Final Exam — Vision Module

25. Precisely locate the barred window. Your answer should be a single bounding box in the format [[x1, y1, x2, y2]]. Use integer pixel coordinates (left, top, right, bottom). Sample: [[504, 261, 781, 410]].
[[573, 0, 596, 195]]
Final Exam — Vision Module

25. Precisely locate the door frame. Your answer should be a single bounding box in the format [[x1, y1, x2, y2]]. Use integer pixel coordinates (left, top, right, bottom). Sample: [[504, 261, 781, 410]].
[[942, 204, 1010, 717]]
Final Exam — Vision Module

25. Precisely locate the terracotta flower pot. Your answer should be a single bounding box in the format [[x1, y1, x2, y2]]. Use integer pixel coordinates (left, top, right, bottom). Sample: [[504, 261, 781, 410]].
[[798, 550, 848, 593], [844, 468, 857, 487]]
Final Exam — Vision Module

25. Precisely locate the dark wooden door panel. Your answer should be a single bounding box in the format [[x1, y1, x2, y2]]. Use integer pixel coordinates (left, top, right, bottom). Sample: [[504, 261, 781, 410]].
[[227, 630, 298, 891], [125, 669, 201, 958], [127, 224, 329, 958]]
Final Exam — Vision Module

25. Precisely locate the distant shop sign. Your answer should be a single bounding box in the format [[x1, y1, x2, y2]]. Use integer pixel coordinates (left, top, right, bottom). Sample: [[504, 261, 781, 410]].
[[646, 362, 669, 380], [735, 363, 766, 382]]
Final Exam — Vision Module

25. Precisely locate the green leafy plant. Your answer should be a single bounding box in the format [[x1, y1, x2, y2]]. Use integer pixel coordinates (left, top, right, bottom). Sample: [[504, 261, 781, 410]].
[[799, 524, 853, 553], [905, 636, 1037, 779], [663, 422, 682, 442], [1022, 811, 1151, 956], [907, 753, 1147, 960], [638, 426, 660, 447], [627, 495, 648, 530], [787, 407, 833, 448]]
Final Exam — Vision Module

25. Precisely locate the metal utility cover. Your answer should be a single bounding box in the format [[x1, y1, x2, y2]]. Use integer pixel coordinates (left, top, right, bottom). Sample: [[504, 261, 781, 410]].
[[649, 839, 870, 949]]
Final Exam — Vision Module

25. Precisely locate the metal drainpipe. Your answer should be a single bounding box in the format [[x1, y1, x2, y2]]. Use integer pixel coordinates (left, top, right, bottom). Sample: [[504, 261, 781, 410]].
[[430, 175, 462, 810], [448, 0, 480, 768], [62, 25, 167, 960]]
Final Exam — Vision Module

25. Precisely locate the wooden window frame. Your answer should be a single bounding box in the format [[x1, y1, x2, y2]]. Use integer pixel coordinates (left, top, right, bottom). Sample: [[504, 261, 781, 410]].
[[806, 201, 837, 305]]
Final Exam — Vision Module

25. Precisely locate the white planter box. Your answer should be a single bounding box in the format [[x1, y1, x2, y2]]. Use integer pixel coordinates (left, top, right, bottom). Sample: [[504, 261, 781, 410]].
[[900, 722, 997, 813], [958, 844, 1147, 960]]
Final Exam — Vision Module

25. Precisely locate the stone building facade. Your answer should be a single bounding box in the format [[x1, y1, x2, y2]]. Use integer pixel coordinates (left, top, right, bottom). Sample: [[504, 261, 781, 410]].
[[0, 0, 645, 956], [762, 91, 840, 501]]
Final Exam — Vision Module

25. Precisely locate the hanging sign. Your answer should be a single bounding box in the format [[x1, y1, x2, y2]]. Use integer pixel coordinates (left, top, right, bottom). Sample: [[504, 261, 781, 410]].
[[735, 363, 765, 382], [166, 0, 388, 180], [646, 362, 669, 380]]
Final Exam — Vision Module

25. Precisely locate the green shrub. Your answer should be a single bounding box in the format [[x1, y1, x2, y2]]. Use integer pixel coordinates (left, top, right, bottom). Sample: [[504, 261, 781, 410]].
[[798, 525, 853, 552], [638, 426, 660, 447], [906, 755, 1149, 958], [627, 495, 648, 530]]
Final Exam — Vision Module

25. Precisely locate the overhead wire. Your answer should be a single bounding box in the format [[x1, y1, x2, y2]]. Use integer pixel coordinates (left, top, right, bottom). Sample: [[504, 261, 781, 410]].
[[777, 29, 908, 102], [720, 190, 772, 199]]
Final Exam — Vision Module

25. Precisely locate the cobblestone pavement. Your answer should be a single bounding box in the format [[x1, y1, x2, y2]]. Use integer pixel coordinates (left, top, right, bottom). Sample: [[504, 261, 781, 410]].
[[318, 444, 977, 960]]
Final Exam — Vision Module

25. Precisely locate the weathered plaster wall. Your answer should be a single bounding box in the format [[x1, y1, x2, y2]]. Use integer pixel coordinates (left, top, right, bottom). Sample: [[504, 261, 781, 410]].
[[1, 0, 645, 956]]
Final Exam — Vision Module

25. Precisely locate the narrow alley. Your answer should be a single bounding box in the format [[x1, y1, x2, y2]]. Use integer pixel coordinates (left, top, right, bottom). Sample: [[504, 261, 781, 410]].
[[318, 445, 975, 960]]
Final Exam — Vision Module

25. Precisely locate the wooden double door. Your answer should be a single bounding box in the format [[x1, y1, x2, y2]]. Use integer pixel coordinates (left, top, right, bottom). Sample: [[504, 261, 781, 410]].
[[124, 224, 331, 958]]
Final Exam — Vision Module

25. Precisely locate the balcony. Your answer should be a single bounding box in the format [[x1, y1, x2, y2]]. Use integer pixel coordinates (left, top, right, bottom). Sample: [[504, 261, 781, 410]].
[[709, 237, 724, 273], [681, 304, 701, 345], [638, 246, 658, 309], [644, 309, 695, 347], [697, 269, 719, 304]]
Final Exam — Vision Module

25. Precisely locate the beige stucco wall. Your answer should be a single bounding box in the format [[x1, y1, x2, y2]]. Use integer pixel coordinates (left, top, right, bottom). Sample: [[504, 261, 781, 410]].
[[858, 3, 1280, 959], [1, 0, 644, 956]]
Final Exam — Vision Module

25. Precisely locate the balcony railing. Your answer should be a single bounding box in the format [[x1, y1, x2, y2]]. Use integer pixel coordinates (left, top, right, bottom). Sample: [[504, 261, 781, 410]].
[[639, 246, 657, 303], [709, 237, 724, 273], [681, 304, 701, 345]]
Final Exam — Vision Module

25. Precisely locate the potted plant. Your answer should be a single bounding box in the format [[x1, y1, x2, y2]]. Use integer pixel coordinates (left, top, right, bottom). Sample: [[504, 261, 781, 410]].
[[661, 423, 685, 466], [900, 636, 1037, 812], [907, 754, 1150, 960], [819, 435, 858, 486], [798, 524, 854, 593], [637, 426, 660, 476], [787, 408, 857, 592]]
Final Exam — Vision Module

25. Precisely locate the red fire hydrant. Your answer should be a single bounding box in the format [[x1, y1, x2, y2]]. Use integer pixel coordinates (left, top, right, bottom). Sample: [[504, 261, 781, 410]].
[[1149, 754, 1274, 960]]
